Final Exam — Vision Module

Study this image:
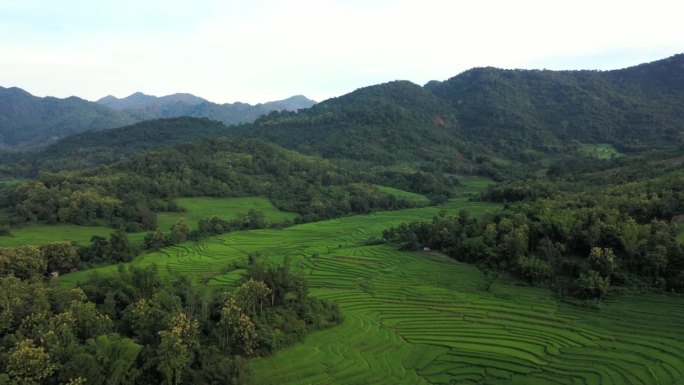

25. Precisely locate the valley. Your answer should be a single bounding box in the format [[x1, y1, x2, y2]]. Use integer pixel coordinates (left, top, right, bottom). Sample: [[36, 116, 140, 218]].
[[1, 52, 684, 385]]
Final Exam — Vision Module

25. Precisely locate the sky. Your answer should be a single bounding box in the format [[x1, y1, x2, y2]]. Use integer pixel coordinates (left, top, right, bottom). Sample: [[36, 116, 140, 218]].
[[1, 0, 683, 104]]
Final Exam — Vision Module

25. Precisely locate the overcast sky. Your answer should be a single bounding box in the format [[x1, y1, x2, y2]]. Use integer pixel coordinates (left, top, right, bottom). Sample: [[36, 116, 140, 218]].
[[1, 0, 682, 104]]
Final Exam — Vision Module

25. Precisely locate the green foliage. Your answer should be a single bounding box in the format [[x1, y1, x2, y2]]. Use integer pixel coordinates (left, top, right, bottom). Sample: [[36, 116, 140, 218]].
[[40, 241, 78, 273], [385, 167, 684, 294], [576, 270, 610, 299], [5, 137, 429, 230], [6, 339, 55, 385]]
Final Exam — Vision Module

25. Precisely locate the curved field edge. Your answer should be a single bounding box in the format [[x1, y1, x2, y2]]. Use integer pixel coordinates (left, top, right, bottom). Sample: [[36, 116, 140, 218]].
[[374, 185, 431, 205], [58, 195, 684, 385], [156, 196, 298, 231]]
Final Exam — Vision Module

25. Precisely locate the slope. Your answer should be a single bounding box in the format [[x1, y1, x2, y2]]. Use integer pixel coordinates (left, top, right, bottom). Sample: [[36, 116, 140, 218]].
[[427, 53, 684, 154], [0, 86, 136, 148], [230, 80, 470, 166]]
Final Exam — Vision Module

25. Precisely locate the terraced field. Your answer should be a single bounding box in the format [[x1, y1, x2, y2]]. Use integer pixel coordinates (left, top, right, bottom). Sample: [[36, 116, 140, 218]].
[[59, 180, 684, 385], [157, 196, 298, 230], [375, 185, 431, 205]]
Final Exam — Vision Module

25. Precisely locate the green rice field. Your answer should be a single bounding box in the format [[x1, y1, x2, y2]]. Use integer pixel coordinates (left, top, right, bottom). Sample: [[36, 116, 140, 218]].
[[156, 196, 298, 230], [375, 185, 430, 205], [57, 179, 684, 385], [0, 224, 112, 247], [1, 196, 297, 247]]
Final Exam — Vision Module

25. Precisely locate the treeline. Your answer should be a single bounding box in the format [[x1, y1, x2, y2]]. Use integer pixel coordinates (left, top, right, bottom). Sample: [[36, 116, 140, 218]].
[[3, 137, 448, 231], [384, 165, 684, 298], [0, 258, 341, 385], [1, 210, 276, 276], [1, 230, 137, 277]]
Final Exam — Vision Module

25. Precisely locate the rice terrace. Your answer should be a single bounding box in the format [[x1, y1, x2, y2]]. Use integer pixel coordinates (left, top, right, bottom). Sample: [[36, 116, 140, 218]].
[[2, 6, 684, 384], [54, 180, 684, 385]]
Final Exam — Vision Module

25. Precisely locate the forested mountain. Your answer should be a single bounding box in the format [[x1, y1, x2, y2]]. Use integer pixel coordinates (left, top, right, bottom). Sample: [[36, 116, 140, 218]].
[[97, 92, 207, 110], [427, 53, 684, 153], [230, 81, 473, 167], [0, 87, 136, 148], [225, 54, 684, 173], [97, 92, 316, 125], [0, 87, 315, 150], [7, 117, 233, 174]]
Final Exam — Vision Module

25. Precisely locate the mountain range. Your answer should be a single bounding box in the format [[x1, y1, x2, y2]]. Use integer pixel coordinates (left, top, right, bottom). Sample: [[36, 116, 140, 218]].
[[96, 92, 316, 125], [2, 54, 684, 179], [0, 88, 316, 148], [228, 54, 684, 172]]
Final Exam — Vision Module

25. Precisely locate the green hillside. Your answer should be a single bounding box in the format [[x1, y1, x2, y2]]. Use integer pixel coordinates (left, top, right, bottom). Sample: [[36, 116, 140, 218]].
[[230, 81, 469, 166], [12, 117, 232, 173], [428, 54, 684, 154]]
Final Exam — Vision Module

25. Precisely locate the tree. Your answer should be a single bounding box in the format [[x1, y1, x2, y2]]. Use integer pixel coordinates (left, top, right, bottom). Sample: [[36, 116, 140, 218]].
[[91, 333, 141, 385], [68, 301, 113, 341], [157, 313, 200, 385], [232, 279, 272, 315], [41, 241, 78, 273], [245, 209, 266, 229], [216, 297, 258, 355], [6, 339, 55, 385], [576, 270, 610, 299], [169, 219, 190, 244], [588, 247, 618, 278], [645, 244, 668, 281], [109, 229, 136, 262], [145, 230, 166, 251], [0, 246, 46, 279], [517, 255, 552, 285]]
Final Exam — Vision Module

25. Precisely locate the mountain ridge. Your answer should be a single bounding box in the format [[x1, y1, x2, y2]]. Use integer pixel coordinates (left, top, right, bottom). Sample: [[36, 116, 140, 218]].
[[95, 91, 317, 125], [0, 87, 316, 149]]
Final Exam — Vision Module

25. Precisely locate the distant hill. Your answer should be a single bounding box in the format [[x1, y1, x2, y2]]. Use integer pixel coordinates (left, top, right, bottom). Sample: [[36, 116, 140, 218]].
[[230, 81, 468, 166], [18, 117, 231, 173], [97, 92, 207, 110], [0, 86, 136, 148], [0, 87, 315, 149], [427, 53, 684, 153], [224, 54, 684, 174], [96, 92, 317, 125]]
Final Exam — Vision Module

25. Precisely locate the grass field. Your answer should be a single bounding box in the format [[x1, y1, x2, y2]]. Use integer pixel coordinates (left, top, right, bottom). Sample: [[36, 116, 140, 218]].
[[1, 196, 297, 247], [375, 185, 430, 205], [156, 197, 298, 231], [58, 177, 684, 385], [0, 224, 112, 247], [581, 143, 623, 160]]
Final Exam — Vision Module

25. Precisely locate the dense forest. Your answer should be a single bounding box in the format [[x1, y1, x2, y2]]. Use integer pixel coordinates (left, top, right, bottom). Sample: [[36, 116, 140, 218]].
[[0, 255, 341, 384], [1, 136, 451, 231], [383, 150, 684, 298]]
